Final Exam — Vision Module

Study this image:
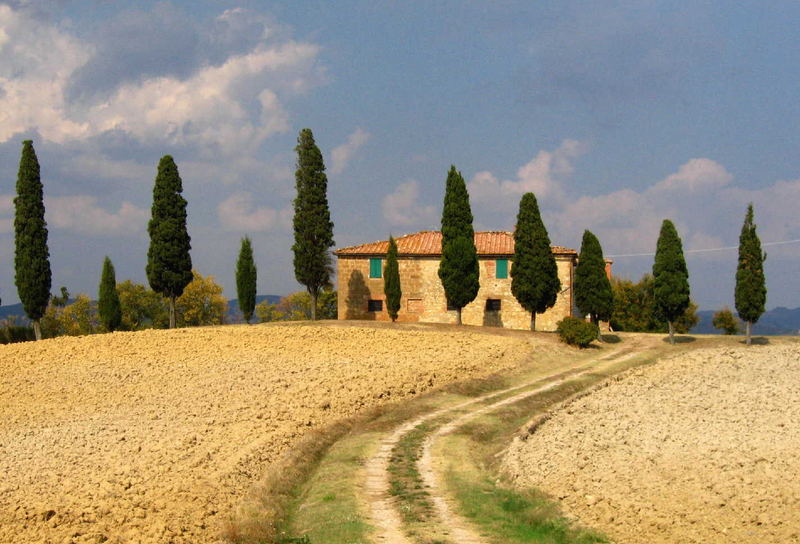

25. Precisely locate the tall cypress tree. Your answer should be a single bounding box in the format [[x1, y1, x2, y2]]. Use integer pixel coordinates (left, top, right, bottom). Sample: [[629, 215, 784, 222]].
[[14, 140, 51, 341], [236, 236, 257, 324], [574, 230, 614, 337], [652, 219, 690, 344], [292, 128, 335, 320], [384, 235, 402, 322], [511, 192, 560, 331], [735, 203, 766, 345], [146, 155, 192, 328], [437, 165, 479, 325], [98, 256, 122, 332]]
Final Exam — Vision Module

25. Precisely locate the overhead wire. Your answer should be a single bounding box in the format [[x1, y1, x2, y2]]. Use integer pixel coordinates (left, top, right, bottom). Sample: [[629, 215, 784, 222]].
[[607, 238, 800, 258]]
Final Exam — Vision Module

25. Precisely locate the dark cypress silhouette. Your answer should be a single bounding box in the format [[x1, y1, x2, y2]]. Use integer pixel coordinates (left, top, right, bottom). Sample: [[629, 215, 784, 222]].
[[735, 204, 767, 345], [98, 256, 122, 332], [384, 236, 402, 322], [292, 128, 335, 320], [14, 140, 51, 340], [511, 193, 560, 331], [146, 155, 192, 328], [236, 236, 257, 324], [574, 230, 614, 338], [652, 219, 690, 344], [437, 165, 479, 325]]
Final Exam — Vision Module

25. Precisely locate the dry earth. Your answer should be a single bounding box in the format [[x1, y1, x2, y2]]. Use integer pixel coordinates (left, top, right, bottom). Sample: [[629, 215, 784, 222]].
[[504, 342, 800, 544], [0, 322, 534, 544]]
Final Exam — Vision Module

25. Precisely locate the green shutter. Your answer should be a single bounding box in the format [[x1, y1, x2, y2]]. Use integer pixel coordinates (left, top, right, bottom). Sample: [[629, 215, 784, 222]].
[[370, 258, 382, 278], [496, 259, 508, 279]]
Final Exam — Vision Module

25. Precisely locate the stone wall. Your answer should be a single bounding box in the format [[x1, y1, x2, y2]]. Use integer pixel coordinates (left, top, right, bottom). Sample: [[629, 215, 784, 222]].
[[337, 255, 576, 331]]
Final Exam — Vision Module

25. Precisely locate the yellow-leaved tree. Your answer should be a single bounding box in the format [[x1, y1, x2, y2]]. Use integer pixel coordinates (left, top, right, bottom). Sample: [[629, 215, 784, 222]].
[[175, 270, 228, 327]]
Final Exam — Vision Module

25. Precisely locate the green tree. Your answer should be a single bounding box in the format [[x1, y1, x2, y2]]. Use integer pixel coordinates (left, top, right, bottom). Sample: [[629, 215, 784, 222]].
[[511, 193, 561, 331], [50, 286, 70, 308], [116, 280, 169, 330], [14, 140, 51, 340], [574, 230, 614, 336], [437, 165, 479, 325], [175, 270, 228, 327], [255, 289, 337, 322], [713, 307, 742, 335], [384, 236, 402, 322], [98, 257, 122, 332], [292, 128, 335, 321], [735, 204, 767, 345], [611, 274, 698, 334], [41, 294, 99, 337], [652, 220, 691, 344], [146, 155, 193, 328], [236, 236, 257, 324]]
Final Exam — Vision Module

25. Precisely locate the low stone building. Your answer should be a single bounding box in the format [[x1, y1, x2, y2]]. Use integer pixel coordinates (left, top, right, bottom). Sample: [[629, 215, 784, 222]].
[[335, 230, 600, 331]]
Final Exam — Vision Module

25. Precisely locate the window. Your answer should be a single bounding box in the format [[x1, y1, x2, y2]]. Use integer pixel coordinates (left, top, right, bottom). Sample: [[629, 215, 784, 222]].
[[485, 298, 501, 311], [407, 298, 424, 313], [367, 299, 383, 312], [369, 258, 382, 278], [496, 259, 508, 279]]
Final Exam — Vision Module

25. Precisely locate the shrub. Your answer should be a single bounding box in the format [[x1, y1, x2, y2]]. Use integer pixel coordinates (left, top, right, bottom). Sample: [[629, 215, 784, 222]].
[[0, 321, 36, 344], [556, 316, 599, 348]]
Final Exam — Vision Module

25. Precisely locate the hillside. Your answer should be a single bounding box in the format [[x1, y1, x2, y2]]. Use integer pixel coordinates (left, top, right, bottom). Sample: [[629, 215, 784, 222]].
[[692, 307, 800, 335], [0, 322, 536, 544]]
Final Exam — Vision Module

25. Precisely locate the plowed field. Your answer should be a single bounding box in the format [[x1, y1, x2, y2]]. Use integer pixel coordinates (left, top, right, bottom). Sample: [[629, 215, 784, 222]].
[[504, 343, 800, 544], [0, 323, 534, 544]]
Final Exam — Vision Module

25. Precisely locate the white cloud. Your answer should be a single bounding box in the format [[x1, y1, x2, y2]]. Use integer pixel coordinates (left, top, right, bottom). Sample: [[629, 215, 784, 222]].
[[330, 128, 370, 175], [469, 139, 588, 211], [0, 5, 324, 155], [46, 196, 148, 236], [217, 191, 292, 232], [382, 180, 437, 228], [649, 158, 732, 194]]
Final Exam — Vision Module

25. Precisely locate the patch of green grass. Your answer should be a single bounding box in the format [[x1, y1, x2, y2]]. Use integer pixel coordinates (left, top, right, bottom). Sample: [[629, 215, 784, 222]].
[[387, 423, 436, 523]]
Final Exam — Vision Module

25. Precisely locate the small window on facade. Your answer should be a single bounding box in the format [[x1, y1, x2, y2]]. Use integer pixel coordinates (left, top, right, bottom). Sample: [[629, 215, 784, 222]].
[[496, 259, 509, 279], [367, 299, 383, 312], [485, 298, 501, 311], [369, 258, 382, 278]]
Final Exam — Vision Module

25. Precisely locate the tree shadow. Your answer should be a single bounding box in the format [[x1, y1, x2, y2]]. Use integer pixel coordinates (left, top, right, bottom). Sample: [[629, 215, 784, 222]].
[[740, 336, 770, 345], [600, 334, 622, 344], [662, 335, 696, 344], [345, 269, 374, 320]]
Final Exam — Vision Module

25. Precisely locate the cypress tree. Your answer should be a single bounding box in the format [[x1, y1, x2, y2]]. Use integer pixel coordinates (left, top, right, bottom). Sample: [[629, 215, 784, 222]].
[[511, 192, 560, 331], [98, 256, 122, 332], [384, 235, 402, 322], [14, 140, 51, 341], [292, 128, 335, 320], [146, 155, 192, 328], [236, 236, 257, 324], [574, 230, 614, 338], [735, 203, 767, 345], [437, 165, 479, 325], [652, 219, 690, 344]]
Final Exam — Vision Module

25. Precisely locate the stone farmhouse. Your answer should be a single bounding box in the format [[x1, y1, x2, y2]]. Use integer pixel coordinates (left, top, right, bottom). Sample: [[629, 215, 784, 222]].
[[335, 230, 610, 331]]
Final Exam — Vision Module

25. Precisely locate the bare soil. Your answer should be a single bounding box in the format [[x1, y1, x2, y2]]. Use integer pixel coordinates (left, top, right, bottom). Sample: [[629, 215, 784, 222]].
[[503, 343, 800, 544], [0, 322, 532, 544]]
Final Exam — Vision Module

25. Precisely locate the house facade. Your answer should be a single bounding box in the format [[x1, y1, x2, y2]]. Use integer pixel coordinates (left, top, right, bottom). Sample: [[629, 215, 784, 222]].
[[334, 230, 598, 331]]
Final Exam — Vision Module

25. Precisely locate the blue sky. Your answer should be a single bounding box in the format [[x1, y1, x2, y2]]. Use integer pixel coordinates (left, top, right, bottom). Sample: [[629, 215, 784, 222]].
[[1, 1, 798, 310]]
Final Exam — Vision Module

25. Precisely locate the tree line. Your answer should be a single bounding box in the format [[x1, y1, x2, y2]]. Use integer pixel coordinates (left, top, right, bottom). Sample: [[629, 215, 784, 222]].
[[4, 131, 767, 345]]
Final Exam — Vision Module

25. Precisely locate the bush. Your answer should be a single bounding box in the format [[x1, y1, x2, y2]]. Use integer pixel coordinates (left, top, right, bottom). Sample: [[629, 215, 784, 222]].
[[0, 322, 36, 344], [557, 316, 599, 348]]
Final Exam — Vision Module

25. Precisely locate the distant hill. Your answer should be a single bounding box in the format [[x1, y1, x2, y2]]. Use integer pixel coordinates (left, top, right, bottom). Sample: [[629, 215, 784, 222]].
[[1, 295, 284, 326], [693, 307, 800, 336]]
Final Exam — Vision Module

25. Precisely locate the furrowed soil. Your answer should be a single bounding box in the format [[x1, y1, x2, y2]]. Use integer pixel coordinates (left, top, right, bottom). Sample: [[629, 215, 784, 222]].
[[503, 342, 800, 544], [0, 322, 535, 544]]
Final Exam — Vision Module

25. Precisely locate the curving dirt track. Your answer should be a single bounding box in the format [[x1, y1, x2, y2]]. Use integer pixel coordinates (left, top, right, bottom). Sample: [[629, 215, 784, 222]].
[[504, 342, 800, 544], [0, 323, 533, 544]]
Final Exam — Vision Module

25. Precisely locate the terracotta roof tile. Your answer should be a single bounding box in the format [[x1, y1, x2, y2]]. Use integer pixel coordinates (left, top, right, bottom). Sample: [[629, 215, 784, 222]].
[[335, 231, 576, 256]]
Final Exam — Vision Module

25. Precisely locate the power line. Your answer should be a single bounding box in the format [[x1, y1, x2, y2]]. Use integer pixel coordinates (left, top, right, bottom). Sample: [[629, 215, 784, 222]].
[[607, 238, 800, 258]]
